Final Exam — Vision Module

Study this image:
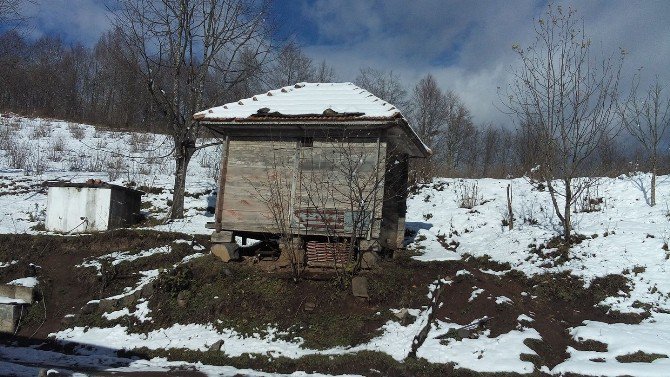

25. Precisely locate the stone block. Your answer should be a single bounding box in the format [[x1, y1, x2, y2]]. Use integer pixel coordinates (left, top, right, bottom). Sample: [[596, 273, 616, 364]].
[[98, 298, 119, 312], [121, 294, 137, 307], [141, 283, 155, 298], [13, 286, 35, 303], [0, 285, 13, 298], [80, 301, 99, 315], [351, 276, 369, 299], [277, 248, 305, 268], [211, 230, 234, 244], [0, 284, 34, 304], [0, 303, 20, 333], [211, 243, 240, 262], [359, 239, 381, 252], [209, 339, 224, 352], [304, 301, 316, 312], [360, 251, 379, 269]]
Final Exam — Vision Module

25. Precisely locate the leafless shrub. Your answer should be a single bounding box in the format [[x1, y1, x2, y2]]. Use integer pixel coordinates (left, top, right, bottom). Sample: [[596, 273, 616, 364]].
[[207, 161, 220, 181], [578, 194, 604, 213], [138, 163, 152, 176], [7, 118, 21, 130], [68, 122, 86, 140], [199, 145, 221, 181], [6, 141, 30, 169], [47, 136, 67, 162], [198, 149, 214, 168], [77, 152, 108, 172], [106, 155, 126, 181], [95, 138, 107, 150], [68, 155, 85, 171], [456, 181, 482, 209], [51, 135, 66, 152], [27, 149, 47, 175], [31, 121, 52, 138], [129, 132, 154, 153], [0, 125, 16, 150]]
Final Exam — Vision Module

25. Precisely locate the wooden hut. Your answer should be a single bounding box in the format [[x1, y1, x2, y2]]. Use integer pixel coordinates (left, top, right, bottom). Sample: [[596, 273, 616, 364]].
[[194, 82, 431, 264]]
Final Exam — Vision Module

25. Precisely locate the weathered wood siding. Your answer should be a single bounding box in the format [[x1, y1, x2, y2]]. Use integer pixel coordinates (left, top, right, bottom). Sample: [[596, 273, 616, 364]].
[[219, 139, 386, 239], [379, 149, 409, 249], [297, 140, 386, 238]]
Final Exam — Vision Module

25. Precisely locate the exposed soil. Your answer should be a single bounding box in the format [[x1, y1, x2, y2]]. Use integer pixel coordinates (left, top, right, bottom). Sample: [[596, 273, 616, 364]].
[[0, 230, 208, 338], [433, 256, 643, 369], [0, 231, 647, 375]]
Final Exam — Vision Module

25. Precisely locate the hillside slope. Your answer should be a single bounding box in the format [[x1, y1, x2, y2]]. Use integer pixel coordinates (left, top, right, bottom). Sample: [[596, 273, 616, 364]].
[[1, 115, 669, 376]]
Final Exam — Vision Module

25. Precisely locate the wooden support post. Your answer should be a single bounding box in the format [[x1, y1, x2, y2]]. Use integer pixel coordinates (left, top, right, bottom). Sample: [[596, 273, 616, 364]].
[[367, 135, 382, 241], [214, 136, 230, 233]]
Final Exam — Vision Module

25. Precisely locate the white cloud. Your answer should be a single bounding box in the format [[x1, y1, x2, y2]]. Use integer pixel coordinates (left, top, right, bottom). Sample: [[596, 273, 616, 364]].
[[300, 0, 670, 127], [21, 0, 113, 45]]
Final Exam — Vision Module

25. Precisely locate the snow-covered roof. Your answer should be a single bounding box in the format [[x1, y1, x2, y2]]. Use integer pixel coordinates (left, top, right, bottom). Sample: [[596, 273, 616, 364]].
[[194, 82, 431, 157], [194, 82, 401, 121]]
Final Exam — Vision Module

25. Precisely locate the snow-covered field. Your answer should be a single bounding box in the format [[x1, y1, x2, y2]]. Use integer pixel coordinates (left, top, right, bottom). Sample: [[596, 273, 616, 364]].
[[1, 115, 670, 376], [406, 177, 670, 375]]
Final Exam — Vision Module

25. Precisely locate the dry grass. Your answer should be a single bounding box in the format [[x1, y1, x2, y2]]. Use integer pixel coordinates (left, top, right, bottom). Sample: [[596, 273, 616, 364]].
[[67, 122, 86, 140], [31, 120, 52, 138]]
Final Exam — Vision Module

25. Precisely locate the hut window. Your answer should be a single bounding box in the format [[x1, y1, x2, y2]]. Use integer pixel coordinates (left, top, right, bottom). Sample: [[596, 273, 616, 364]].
[[300, 137, 313, 147]]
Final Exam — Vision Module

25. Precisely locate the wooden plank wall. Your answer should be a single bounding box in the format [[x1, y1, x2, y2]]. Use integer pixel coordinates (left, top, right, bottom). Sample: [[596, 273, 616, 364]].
[[219, 139, 387, 239], [298, 140, 386, 239]]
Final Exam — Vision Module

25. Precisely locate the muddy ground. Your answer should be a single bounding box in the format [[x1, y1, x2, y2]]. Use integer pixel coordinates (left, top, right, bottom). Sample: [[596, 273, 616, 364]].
[[0, 230, 644, 376]]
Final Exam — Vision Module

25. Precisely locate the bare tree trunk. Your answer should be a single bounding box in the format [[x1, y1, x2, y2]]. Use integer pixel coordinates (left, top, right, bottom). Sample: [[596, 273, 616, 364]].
[[621, 78, 669, 207], [171, 139, 194, 218], [563, 179, 572, 243], [651, 154, 657, 206]]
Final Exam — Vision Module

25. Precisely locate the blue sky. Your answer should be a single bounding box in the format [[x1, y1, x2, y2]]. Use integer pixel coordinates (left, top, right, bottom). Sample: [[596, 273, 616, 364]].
[[6, 0, 670, 126]]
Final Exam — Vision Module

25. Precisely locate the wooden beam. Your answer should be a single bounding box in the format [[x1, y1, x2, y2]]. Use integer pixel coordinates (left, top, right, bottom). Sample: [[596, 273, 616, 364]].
[[214, 136, 230, 232]]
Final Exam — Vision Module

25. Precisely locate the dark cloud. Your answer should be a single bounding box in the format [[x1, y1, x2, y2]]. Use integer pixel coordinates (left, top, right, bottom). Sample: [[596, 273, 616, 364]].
[[12, 0, 669, 127], [301, 0, 670, 127]]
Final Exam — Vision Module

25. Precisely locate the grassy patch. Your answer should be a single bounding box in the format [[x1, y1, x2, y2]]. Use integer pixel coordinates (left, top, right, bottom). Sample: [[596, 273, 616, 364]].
[[572, 339, 608, 352], [124, 254, 443, 350], [123, 347, 525, 377], [463, 254, 512, 271], [615, 351, 668, 363]]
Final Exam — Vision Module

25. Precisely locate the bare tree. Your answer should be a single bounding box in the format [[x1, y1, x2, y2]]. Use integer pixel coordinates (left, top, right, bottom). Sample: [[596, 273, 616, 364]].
[[409, 74, 447, 179], [269, 41, 314, 87], [313, 60, 336, 82], [355, 67, 409, 112], [442, 90, 476, 174], [0, 0, 23, 24], [621, 77, 670, 206], [503, 4, 623, 243], [253, 136, 388, 282], [409, 74, 476, 178], [114, 0, 270, 218]]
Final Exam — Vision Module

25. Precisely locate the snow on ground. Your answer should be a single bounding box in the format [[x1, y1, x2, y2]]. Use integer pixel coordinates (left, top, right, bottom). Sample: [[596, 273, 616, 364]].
[[552, 313, 670, 376], [406, 175, 670, 375], [0, 260, 17, 268], [418, 321, 541, 373], [2, 115, 670, 375], [407, 176, 670, 312], [0, 115, 218, 235]]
